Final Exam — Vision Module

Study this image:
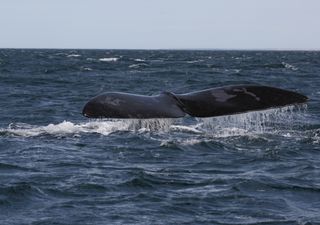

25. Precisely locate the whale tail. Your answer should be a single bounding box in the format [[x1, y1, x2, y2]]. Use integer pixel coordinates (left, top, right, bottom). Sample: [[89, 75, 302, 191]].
[[82, 85, 308, 119], [174, 85, 308, 117]]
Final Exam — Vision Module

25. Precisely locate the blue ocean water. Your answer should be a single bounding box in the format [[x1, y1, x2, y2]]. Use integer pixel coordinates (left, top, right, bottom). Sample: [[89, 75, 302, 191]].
[[0, 49, 319, 225]]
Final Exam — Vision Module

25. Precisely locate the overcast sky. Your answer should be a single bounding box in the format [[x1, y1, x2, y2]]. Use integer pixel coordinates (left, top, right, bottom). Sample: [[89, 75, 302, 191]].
[[0, 0, 319, 50]]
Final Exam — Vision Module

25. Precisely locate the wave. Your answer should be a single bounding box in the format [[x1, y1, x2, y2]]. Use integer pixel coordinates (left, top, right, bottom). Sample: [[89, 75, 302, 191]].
[[99, 57, 118, 62], [128, 64, 140, 69], [243, 62, 299, 70], [67, 54, 81, 58], [80, 67, 93, 71], [128, 63, 148, 69], [282, 62, 298, 71], [187, 59, 204, 64], [134, 58, 145, 62]]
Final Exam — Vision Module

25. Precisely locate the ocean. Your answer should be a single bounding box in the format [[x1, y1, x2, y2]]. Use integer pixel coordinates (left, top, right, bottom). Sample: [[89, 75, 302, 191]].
[[0, 49, 319, 225]]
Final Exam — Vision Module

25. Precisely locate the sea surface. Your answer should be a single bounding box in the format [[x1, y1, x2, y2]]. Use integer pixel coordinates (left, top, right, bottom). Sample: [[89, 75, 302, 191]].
[[0, 49, 319, 225]]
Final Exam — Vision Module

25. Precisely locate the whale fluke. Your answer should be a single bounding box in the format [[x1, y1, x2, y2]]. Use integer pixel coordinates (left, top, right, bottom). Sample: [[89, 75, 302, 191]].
[[82, 85, 308, 119]]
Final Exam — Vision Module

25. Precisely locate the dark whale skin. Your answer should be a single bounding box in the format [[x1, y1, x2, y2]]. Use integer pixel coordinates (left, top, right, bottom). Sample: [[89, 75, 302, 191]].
[[83, 85, 308, 119]]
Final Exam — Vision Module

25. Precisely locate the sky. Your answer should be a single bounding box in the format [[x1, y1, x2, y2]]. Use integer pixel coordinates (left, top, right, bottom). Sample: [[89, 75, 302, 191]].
[[0, 0, 319, 50]]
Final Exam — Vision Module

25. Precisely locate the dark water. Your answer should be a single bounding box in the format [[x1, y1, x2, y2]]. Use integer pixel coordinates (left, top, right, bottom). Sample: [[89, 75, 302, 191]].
[[0, 49, 320, 225]]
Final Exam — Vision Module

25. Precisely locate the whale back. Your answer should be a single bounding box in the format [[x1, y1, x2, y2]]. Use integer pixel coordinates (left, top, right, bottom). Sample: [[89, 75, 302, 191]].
[[82, 92, 185, 118]]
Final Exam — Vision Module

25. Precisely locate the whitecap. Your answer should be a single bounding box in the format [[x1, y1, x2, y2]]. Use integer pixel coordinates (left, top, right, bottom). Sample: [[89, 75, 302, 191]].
[[187, 59, 204, 64], [128, 63, 148, 69], [134, 59, 145, 62], [282, 62, 298, 71], [99, 57, 118, 62], [67, 54, 81, 58], [128, 64, 140, 69], [54, 53, 67, 56], [81, 67, 93, 71]]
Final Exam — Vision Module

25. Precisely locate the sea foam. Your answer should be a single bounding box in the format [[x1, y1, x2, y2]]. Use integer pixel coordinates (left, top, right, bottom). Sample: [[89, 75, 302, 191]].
[[1, 119, 175, 137], [99, 57, 118, 62], [67, 54, 81, 58], [1, 105, 307, 139]]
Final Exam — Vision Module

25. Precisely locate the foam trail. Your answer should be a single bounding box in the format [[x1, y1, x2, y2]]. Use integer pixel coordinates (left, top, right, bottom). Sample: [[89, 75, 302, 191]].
[[1, 119, 176, 137]]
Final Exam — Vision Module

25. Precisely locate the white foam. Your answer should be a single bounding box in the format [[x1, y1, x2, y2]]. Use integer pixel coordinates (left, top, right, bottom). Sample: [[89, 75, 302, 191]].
[[134, 59, 145, 62], [128, 63, 148, 69], [4, 121, 83, 137], [170, 125, 203, 134], [67, 54, 81, 58], [179, 138, 204, 145], [81, 67, 93, 71], [2, 119, 175, 137], [282, 62, 298, 71], [177, 184, 228, 193], [128, 64, 140, 69], [187, 59, 204, 63], [311, 129, 320, 144], [99, 57, 118, 62]]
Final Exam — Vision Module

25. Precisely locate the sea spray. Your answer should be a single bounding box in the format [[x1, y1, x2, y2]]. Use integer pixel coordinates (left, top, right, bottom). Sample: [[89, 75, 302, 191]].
[[195, 105, 307, 137], [127, 118, 175, 132]]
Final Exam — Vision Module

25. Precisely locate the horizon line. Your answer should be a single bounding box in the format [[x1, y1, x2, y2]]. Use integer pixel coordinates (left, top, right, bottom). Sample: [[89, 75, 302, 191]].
[[0, 47, 320, 52]]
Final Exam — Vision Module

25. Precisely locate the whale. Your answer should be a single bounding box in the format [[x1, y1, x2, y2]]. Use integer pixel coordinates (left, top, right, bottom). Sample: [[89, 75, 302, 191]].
[[82, 85, 308, 119]]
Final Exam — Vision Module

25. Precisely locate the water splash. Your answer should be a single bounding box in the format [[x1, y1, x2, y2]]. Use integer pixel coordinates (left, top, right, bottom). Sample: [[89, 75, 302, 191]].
[[0, 119, 176, 137], [311, 129, 320, 144], [0, 105, 308, 138], [196, 105, 307, 137], [282, 62, 298, 71], [127, 119, 175, 132]]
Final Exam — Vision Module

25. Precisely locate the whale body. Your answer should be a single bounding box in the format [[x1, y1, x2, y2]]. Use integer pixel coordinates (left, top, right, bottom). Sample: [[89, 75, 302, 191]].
[[82, 85, 308, 119]]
